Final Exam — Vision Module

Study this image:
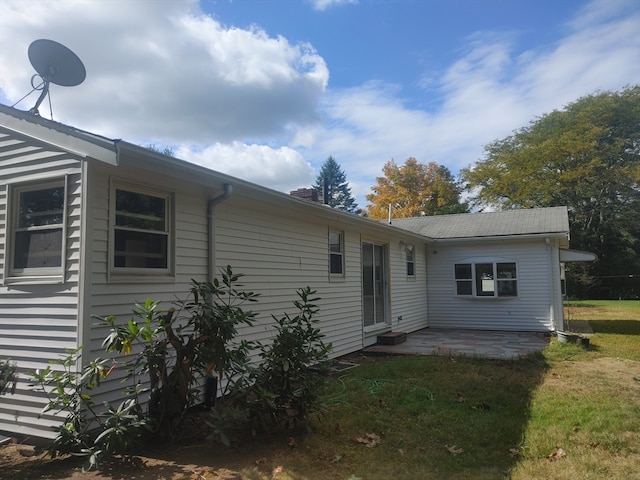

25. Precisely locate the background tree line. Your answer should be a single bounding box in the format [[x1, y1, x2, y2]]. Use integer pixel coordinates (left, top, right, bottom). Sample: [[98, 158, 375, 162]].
[[307, 86, 639, 299]]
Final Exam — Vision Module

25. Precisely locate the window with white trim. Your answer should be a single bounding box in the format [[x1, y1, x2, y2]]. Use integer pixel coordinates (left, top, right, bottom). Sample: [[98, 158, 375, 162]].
[[405, 245, 415, 277], [454, 261, 517, 297], [110, 184, 173, 275], [329, 230, 344, 276], [9, 179, 66, 279]]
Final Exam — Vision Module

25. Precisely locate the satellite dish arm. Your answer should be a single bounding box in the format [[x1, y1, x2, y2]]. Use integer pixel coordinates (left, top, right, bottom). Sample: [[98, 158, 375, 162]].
[[29, 77, 50, 115]]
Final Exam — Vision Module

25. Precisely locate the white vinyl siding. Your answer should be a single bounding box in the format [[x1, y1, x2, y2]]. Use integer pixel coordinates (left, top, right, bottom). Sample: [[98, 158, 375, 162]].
[[427, 240, 555, 331], [387, 240, 428, 337], [0, 124, 431, 438], [0, 127, 83, 438]]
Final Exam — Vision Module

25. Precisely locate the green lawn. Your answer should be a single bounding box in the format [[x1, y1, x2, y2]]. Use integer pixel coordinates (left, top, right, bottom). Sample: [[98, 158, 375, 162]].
[[266, 300, 640, 479]]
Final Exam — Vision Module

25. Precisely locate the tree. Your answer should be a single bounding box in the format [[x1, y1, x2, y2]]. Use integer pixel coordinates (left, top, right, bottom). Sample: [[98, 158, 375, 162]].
[[462, 86, 640, 298], [365, 158, 466, 220], [314, 156, 360, 213]]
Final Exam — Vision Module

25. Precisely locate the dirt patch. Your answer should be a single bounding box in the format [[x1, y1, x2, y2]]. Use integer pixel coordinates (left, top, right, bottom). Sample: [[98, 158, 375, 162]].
[[0, 436, 297, 480]]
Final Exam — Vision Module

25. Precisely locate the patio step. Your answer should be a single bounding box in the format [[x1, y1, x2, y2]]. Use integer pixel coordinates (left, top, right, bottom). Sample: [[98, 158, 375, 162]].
[[377, 331, 407, 345]]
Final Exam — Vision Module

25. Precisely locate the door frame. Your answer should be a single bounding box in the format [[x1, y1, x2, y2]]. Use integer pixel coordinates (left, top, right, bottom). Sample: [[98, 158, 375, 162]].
[[361, 239, 390, 335]]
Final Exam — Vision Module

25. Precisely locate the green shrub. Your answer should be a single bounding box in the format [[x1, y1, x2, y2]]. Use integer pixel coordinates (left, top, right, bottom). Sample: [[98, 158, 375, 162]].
[[102, 266, 259, 434], [243, 287, 332, 433], [30, 348, 147, 471], [0, 357, 17, 396], [31, 267, 329, 469]]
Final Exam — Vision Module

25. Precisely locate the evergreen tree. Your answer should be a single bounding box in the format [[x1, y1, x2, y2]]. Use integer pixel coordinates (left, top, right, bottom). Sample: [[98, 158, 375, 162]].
[[315, 156, 360, 213]]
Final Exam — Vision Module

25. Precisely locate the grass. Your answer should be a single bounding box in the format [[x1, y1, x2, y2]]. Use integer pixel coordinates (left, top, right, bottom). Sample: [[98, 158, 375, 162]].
[[251, 300, 640, 480]]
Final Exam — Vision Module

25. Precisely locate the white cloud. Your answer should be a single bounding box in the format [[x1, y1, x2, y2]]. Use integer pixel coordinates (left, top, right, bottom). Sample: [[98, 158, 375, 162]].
[[0, 0, 637, 209], [0, 0, 328, 144], [309, 0, 358, 12], [176, 142, 316, 193], [300, 0, 639, 205]]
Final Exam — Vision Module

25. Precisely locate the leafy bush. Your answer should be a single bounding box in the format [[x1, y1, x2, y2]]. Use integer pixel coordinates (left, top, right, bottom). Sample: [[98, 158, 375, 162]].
[[30, 348, 147, 471], [243, 287, 332, 433], [102, 266, 259, 434], [0, 357, 17, 396], [31, 267, 330, 469]]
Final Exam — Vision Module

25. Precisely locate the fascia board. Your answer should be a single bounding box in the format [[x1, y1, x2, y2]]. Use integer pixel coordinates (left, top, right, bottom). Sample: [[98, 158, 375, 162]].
[[0, 108, 118, 165]]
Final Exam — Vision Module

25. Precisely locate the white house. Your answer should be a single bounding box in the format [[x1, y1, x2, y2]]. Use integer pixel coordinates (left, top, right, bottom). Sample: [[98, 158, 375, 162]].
[[391, 209, 586, 332], [0, 103, 587, 439]]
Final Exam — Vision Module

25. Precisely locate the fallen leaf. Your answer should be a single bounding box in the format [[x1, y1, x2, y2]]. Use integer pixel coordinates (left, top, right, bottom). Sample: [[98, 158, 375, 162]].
[[455, 392, 465, 403], [356, 432, 381, 448], [330, 454, 343, 464], [255, 457, 268, 465], [398, 448, 405, 456], [288, 437, 298, 448], [508, 448, 520, 458], [471, 402, 491, 411], [445, 444, 464, 455], [272, 465, 284, 475], [547, 447, 566, 461]]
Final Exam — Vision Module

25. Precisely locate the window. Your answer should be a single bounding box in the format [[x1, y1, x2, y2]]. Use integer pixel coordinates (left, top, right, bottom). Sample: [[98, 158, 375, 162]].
[[405, 245, 415, 276], [454, 261, 517, 297], [329, 230, 344, 275], [9, 180, 66, 279], [111, 184, 172, 275]]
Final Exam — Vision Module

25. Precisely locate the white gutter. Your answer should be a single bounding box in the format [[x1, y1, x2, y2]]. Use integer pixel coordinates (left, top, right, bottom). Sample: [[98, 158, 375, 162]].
[[208, 184, 233, 285], [431, 232, 569, 245], [548, 237, 563, 331]]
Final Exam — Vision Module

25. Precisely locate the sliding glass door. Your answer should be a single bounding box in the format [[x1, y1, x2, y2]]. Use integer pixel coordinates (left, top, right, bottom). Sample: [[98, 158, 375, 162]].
[[362, 241, 388, 328]]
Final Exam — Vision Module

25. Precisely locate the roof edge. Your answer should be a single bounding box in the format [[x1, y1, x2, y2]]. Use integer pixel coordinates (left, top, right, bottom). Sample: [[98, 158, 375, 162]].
[[0, 104, 119, 165]]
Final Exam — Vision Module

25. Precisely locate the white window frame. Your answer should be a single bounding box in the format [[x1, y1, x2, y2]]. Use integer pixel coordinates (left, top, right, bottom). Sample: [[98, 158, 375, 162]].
[[109, 180, 174, 282], [405, 245, 415, 278], [6, 177, 68, 284], [328, 229, 345, 279], [454, 259, 518, 298]]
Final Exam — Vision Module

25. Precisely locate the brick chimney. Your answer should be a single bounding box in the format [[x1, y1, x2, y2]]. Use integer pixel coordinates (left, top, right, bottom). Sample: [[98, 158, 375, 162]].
[[290, 187, 319, 202]]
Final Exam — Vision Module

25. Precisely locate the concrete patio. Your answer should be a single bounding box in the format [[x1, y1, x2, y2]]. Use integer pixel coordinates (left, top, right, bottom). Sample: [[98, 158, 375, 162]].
[[364, 328, 551, 359]]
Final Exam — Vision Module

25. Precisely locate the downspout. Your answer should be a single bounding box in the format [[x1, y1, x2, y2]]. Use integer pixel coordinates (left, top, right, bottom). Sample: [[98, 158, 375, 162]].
[[208, 183, 233, 285], [547, 237, 562, 331], [204, 183, 232, 408]]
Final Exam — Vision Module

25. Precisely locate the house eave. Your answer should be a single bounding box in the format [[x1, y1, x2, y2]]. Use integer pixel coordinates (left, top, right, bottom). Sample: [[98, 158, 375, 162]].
[[116, 141, 434, 245], [0, 104, 119, 165], [559, 249, 598, 262], [432, 232, 570, 246]]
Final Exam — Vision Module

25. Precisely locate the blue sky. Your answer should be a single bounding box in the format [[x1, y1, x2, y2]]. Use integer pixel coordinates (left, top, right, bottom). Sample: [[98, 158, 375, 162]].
[[1, 0, 638, 208]]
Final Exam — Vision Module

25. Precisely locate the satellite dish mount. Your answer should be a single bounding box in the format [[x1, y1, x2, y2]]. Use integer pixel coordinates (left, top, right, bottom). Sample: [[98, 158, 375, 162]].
[[26, 39, 86, 116]]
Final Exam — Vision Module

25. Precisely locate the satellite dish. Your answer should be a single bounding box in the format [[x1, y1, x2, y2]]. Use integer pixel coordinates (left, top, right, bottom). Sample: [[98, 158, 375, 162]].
[[27, 39, 86, 115]]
